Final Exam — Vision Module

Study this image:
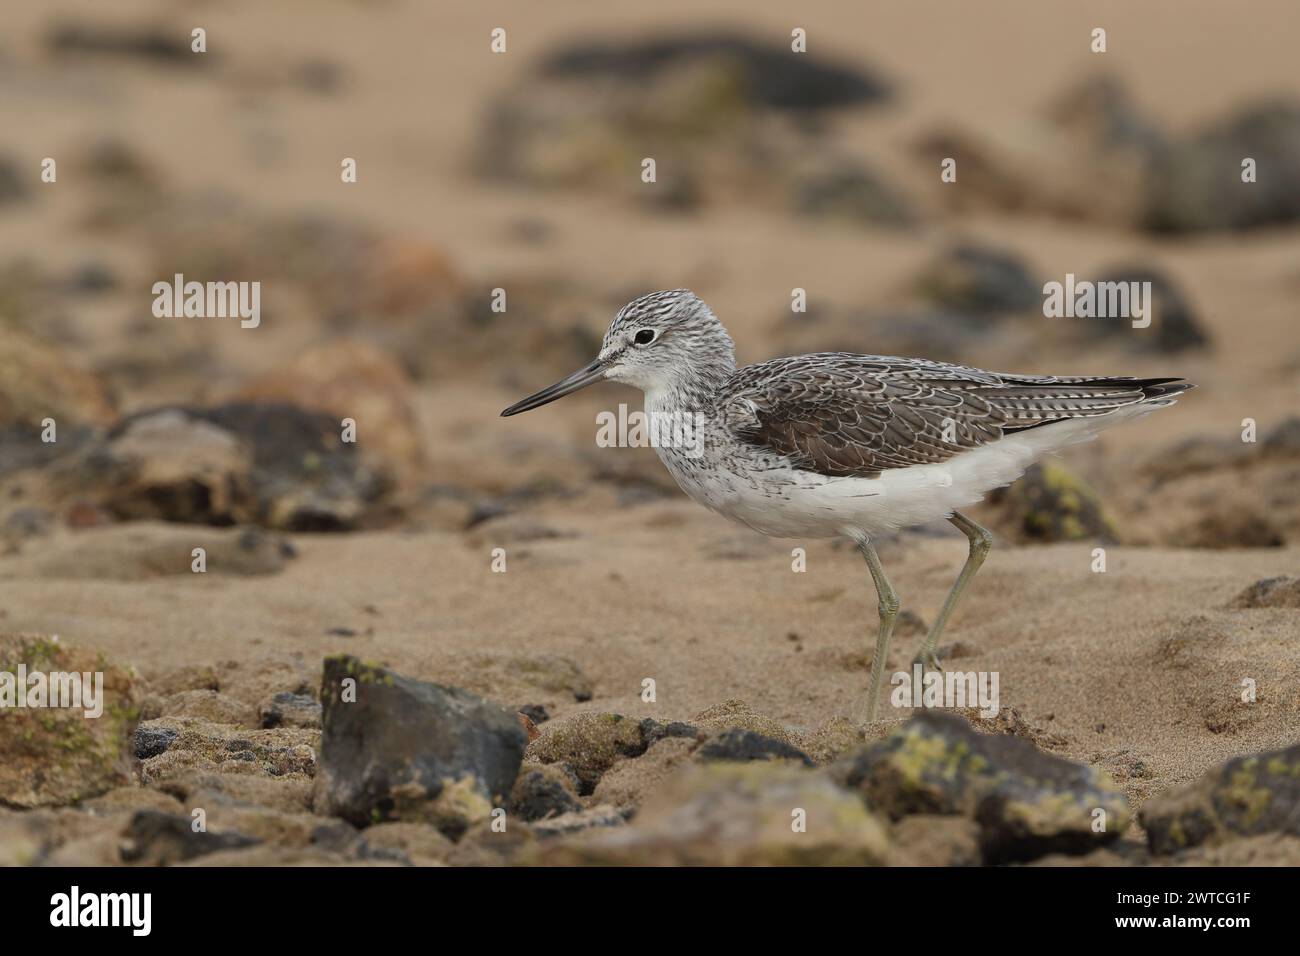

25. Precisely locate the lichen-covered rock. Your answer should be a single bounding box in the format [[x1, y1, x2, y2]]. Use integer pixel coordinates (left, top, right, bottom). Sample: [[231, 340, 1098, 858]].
[[0, 634, 140, 807], [691, 699, 793, 744], [313, 656, 527, 837], [134, 715, 318, 784], [526, 712, 655, 794], [1140, 743, 1300, 854], [542, 762, 890, 866], [509, 762, 582, 821], [835, 712, 1130, 863], [984, 461, 1118, 544]]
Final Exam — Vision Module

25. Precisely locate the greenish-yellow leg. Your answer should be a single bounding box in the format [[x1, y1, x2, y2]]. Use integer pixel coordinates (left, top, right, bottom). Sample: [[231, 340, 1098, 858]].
[[914, 511, 993, 672], [849, 530, 900, 723]]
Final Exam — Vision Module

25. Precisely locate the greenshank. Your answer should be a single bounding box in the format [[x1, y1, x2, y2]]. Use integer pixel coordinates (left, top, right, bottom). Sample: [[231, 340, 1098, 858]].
[[501, 290, 1192, 721]]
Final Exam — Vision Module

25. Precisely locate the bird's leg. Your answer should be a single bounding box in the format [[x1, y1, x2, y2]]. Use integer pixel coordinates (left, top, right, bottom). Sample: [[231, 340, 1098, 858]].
[[913, 511, 993, 673], [849, 531, 900, 723]]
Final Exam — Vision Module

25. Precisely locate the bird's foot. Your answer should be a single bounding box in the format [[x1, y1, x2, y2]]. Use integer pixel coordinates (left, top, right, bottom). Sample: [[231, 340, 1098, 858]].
[[912, 649, 943, 675]]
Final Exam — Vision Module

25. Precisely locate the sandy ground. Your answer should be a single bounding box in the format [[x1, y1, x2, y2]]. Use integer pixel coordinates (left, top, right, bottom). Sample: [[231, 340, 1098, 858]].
[[1, 0, 1299, 856]]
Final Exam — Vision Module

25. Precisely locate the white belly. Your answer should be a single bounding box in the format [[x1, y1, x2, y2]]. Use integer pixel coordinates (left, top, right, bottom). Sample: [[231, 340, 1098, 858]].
[[653, 406, 1153, 539]]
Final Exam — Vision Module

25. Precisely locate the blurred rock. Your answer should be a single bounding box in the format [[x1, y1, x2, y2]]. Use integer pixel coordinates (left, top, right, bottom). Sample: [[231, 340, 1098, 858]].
[[1076, 265, 1210, 353], [0, 328, 117, 428], [591, 736, 700, 810], [478, 32, 892, 219], [1047, 75, 1167, 157], [9, 524, 294, 580], [793, 162, 914, 227], [46, 22, 206, 66], [526, 712, 655, 795], [983, 461, 1118, 544], [258, 691, 322, 729], [509, 763, 582, 821], [538, 34, 889, 110], [0, 635, 140, 807], [1229, 575, 1300, 609], [696, 728, 813, 766], [313, 656, 527, 836], [0, 155, 26, 205], [236, 339, 424, 488], [1264, 417, 1300, 456], [835, 712, 1130, 863], [1167, 505, 1285, 549], [692, 698, 793, 744], [120, 810, 260, 865], [887, 814, 983, 867], [1146, 100, 1300, 233], [915, 243, 1041, 315], [542, 762, 890, 865], [1141, 742, 1300, 853], [36, 404, 393, 531]]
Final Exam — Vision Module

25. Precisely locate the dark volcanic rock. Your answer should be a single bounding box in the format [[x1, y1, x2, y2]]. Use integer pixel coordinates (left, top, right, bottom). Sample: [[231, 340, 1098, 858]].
[[915, 243, 1041, 315], [90, 404, 388, 531], [509, 764, 582, 821], [1141, 742, 1300, 854], [259, 692, 323, 729], [120, 810, 259, 865], [537, 34, 889, 110], [697, 728, 813, 767], [1146, 100, 1300, 233], [313, 656, 528, 837], [835, 712, 1130, 864], [132, 726, 179, 760], [1079, 265, 1210, 353]]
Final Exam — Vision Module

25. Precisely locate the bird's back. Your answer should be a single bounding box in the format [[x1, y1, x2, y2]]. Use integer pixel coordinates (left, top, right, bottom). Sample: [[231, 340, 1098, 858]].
[[716, 352, 1191, 480]]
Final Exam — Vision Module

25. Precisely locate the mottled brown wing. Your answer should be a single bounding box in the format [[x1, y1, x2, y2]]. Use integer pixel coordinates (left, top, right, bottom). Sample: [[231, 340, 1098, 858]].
[[719, 354, 1005, 477], [719, 353, 1185, 478]]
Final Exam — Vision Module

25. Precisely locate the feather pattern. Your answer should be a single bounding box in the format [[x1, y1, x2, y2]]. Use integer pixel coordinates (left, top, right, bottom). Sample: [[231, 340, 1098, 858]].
[[719, 352, 1190, 479]]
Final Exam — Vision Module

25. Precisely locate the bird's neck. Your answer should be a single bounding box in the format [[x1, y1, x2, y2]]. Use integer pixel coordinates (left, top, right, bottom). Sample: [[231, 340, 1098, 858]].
[[646, 355, 733, 415]]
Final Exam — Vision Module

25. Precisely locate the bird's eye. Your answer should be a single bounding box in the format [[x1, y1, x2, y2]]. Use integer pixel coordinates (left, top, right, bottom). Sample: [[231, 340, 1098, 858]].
[[634, 329, 656, 345]]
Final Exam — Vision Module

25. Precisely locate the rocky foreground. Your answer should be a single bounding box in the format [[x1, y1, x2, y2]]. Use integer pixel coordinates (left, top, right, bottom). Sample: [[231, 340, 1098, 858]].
[[3, 632, 1299, 867]]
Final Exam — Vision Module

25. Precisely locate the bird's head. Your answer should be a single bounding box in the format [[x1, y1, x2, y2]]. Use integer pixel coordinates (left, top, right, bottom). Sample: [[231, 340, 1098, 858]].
[[500, 289, 735, 416]]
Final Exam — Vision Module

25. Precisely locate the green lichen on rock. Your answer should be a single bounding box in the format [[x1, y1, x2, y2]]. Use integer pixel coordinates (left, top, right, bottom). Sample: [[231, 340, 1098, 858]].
[[987, 461, 1119, 544], [0, 634, 141, 808], [527, 712, 654, 794], [835, 712, 1130, 863], [1142, 743, 1300, 855], [540, 761, 890, 866]]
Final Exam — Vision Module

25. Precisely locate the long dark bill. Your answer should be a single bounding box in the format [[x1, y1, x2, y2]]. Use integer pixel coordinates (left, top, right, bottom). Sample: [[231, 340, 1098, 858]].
[[500, 358, 608, 417]]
